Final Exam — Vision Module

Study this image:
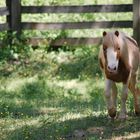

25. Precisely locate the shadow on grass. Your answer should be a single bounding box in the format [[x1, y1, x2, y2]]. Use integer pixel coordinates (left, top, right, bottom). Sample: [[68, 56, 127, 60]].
[[0, 45, 102, 81], [0, 77, 106, 118], [0, 77, 137, 140], [0, 60, 50, 78], [5, 113, 140, 140], [0, 47, 137, 139], [57, 54, 102, 80]]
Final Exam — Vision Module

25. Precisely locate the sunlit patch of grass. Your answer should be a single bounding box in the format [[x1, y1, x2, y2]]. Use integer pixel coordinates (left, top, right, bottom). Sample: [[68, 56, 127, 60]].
[[4, 77, 37, 92]]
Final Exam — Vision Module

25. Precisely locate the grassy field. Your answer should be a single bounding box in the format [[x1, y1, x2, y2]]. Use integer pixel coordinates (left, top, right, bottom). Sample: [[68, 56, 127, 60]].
[[0, 0, 140, 140], [0, 45, 139, 140]]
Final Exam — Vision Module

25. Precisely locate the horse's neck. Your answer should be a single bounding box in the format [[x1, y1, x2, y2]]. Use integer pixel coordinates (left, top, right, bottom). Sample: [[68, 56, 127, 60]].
[[120, 37, 131, 70], [125, 35, 138, 47]]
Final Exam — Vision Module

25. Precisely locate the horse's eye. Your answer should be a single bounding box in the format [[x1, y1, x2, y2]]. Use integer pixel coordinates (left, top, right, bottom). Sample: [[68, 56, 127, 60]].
[[103, 46, 107, 52], [103, 48, 106, 51], [117, 47, 120, 50]]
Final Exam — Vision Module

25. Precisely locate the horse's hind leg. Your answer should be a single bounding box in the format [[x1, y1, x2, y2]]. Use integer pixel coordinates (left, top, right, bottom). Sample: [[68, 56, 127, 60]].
[[105, 79, 117, 118], [129, 74, 140, 115]]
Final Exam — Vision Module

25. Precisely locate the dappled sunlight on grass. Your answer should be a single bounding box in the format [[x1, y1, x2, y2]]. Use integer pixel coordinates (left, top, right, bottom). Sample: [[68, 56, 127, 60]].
[[0, 0, 137, 139], [0, 43, 139, 139], [0, 71, 107, 139], [121, 131, 140, 140], [59, 112, 89, 122], [0, 117, 41, 140], [5, 77, 37, 92]]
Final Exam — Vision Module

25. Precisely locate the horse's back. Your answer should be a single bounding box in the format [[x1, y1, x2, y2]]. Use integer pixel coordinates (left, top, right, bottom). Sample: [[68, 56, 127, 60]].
[[124, 35, 140, 71]]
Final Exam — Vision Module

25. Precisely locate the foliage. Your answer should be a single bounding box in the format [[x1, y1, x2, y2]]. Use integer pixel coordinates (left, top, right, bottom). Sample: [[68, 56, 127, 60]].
[[21, 0, 132, 5], [0, 32, 32, 62], [0, 0, 139, 140], [21, 0, 133, 39]]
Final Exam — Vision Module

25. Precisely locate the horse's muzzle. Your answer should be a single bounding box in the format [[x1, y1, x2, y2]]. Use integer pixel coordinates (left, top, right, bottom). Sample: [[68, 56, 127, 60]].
[[107, 66, 117, 74]]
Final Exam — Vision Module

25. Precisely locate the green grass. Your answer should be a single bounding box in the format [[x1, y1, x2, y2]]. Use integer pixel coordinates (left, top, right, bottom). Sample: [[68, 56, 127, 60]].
[[0, 45, 139, 140], [0, 0, 140, 139]]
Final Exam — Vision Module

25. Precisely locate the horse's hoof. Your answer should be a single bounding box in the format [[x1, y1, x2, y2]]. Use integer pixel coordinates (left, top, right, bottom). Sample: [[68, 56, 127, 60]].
[[108, 108, 116, 118], [134, 105, 140, 116]]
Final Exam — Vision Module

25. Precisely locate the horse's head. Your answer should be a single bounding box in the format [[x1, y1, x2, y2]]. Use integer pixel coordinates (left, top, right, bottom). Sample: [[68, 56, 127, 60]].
[[102, 31, 121, 74]]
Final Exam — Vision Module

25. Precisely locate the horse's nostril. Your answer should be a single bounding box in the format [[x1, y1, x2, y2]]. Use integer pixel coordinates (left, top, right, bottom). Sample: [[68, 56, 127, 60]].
[[108, 66, 111, 70], [108, 66, 117, 71], [114, 67, 116, 70]]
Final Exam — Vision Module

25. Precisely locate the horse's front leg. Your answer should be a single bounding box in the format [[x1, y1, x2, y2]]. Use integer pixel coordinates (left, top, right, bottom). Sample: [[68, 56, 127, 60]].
[[118, 84, 128, 119], [105, 79, 116, 118], [112, 82, 118, 115]]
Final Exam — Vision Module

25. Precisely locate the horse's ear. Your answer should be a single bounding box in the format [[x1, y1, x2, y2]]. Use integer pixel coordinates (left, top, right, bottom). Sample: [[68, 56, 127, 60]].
[[103, 31, 107, 36], [115, 31, 119, 37]]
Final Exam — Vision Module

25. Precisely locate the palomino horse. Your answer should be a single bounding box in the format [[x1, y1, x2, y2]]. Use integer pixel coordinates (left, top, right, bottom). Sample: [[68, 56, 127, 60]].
[[99, 31, 140, 119]]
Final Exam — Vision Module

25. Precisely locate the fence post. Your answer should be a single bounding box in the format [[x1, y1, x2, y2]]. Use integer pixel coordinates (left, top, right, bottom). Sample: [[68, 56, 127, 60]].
[[6, 0, 21, 35], [133, 0, 140, 47]]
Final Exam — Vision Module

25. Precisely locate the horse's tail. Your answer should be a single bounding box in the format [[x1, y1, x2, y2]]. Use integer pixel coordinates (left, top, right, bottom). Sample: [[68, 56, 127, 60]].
[[137, 54, 140, 96]]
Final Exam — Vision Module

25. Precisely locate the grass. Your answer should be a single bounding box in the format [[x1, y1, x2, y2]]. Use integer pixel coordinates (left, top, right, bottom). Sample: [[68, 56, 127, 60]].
[[0, 45, 139, 140], [0, 0, 140, 139]]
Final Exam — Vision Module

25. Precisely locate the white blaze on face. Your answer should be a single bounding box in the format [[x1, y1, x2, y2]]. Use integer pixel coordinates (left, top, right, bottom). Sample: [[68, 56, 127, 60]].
[[106, 47, 119, 72]]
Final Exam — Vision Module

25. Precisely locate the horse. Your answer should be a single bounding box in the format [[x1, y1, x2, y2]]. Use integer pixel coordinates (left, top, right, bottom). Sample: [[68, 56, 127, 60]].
[[98, 30, 140, 119]]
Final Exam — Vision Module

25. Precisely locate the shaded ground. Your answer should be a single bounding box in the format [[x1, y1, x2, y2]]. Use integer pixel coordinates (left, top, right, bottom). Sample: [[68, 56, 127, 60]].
[[0, 46, 139, 140]]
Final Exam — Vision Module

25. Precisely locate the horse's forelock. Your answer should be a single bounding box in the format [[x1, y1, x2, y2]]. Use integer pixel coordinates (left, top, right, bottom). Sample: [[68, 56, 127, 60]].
[[103, 32, 119, 47], [102, 32, 123, 66]]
